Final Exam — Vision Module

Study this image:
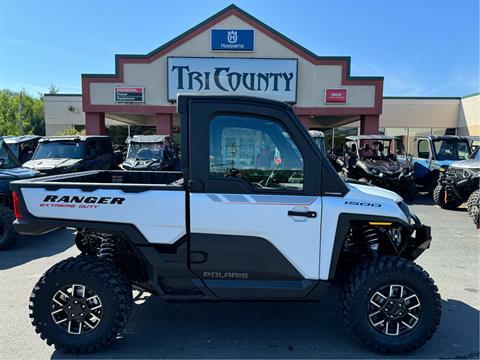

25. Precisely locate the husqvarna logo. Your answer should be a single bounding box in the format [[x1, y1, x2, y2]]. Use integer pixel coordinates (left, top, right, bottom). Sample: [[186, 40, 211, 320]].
[[227, 30, 238, 44]]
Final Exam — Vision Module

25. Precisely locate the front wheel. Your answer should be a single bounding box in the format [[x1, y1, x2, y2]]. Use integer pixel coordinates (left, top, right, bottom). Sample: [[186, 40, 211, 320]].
[[400, 178, 417, 201], [433, 184, 462, 209], [467, 190, 480, 227], [340, 256, 441, 354], [29, 256, 132, 353]]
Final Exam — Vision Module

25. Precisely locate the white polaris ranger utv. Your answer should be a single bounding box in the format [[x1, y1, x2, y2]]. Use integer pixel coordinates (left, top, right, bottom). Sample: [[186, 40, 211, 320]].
[[11, 96, 440, 354]]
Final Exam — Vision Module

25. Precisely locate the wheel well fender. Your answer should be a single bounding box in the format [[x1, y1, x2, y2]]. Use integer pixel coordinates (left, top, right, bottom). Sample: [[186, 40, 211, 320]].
[[328, 213, 410, 280]]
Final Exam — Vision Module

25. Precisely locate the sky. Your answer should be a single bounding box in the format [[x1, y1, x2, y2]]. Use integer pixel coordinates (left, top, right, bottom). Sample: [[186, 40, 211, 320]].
[[0, 0, 478, 97]]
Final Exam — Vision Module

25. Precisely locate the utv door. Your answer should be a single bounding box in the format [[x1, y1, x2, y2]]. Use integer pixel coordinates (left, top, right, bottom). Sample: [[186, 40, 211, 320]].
[[185, 98, 324, 299]]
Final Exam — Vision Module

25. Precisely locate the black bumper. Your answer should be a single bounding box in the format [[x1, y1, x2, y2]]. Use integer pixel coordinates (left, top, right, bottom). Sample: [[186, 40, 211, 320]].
[[406, 214, 432, 260]]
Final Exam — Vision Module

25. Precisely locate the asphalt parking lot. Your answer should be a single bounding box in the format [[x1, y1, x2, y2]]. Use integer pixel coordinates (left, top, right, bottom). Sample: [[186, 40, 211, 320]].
[[0, 195, 478, 359]]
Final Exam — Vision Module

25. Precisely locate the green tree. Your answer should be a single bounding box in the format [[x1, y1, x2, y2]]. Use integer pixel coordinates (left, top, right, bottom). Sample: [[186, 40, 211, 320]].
[[0, 89, 45, 136], [48, 84, 59, 94], [57, 126, 85, 136]]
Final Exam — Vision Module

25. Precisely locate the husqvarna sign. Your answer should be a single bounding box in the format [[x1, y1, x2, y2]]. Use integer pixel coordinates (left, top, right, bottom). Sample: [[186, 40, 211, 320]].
[[167, 57, 298, 103], [211, 29, 254, 51]]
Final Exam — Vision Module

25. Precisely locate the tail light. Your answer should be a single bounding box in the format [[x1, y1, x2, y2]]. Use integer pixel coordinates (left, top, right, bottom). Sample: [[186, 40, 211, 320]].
[[12, 191, 23, 220]]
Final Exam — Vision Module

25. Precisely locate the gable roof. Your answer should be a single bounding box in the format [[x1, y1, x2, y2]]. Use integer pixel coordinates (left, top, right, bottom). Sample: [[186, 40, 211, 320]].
[[82, 4, 382, 81], [81, 4, 384, 116]]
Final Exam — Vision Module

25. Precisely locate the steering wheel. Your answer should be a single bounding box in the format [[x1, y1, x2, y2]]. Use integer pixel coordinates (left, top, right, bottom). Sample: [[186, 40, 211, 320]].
[[224, 168, 251, 181]]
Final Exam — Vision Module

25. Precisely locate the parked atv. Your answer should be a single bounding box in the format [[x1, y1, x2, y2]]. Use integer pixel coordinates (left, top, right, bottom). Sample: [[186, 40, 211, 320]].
[[23, 136, 114, 175], [412, 135, 471, 191], [0, 137, 39, 249], [336, 135, 416, 200], [120, 135, 176, 171], [4, 135, 42, 164], [433, 146, 480, 226]]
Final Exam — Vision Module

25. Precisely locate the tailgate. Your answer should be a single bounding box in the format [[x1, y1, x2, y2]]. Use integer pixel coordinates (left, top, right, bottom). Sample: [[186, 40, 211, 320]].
[[12, 185, 186, 245]]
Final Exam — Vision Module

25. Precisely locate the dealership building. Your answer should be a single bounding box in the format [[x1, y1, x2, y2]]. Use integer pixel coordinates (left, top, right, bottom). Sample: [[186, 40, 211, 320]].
[[44, 5, 479, 151]]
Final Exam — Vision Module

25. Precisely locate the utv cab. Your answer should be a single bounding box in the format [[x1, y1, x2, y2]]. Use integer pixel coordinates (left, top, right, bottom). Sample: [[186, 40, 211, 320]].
[[337, 135, 416, 200], [23, 136, 114, 175], [412, 135, 471, 190], [4, 135, 42, 164], [120, 135, 176, 171]]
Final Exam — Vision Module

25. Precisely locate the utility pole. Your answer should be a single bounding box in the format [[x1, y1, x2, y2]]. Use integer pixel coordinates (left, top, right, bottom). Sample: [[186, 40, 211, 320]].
[[19, 90, 23, 134]]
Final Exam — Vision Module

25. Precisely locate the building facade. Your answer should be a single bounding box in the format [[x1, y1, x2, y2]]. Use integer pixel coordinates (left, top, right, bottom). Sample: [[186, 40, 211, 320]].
[[44, 5, 479, 150]]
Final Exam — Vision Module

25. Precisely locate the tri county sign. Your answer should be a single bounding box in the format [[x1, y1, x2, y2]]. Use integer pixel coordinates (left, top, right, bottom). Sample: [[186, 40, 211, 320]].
[[167, 57, 298, 103]]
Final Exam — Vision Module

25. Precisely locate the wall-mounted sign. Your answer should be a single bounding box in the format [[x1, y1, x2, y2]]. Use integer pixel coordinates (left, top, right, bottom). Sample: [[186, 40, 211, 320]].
[[211, 29, 254, 51], [167, 57, 297, 103], [325, 89, 347, 103], [114, 87, 144, 103]]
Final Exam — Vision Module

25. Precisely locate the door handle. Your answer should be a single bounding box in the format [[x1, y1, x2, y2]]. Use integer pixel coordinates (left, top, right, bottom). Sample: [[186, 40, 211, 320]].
[[288, 210, 317, 218]]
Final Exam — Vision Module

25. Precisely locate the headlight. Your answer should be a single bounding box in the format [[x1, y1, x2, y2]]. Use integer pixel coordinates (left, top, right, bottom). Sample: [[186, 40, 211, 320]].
[[371, 168, 380, 175]]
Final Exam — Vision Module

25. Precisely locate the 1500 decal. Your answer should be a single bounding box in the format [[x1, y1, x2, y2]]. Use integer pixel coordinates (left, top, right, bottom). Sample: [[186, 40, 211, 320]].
[[344, 201, 381, 207]]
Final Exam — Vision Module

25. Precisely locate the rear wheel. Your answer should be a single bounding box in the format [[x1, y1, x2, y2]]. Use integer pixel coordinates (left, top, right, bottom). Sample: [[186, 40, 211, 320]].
[[467, 190, 480, 227], [0, 205, 19, 250], [30, 256, 132, 353], [340, 256, 441, 354], [433, 184, 462, 209]]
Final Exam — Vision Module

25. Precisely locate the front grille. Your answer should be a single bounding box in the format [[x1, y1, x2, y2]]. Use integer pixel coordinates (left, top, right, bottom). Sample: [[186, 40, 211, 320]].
[[448, 168, 465, 178]]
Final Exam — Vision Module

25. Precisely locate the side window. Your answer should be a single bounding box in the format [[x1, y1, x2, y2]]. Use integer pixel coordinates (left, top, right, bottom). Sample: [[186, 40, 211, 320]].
[[417, 140, 430, 159], [209, 115, 304, 191]]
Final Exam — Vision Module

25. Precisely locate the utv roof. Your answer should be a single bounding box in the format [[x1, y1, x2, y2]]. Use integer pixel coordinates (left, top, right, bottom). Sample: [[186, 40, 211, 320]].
[[346, 135, 399, 141], [39, 135, 109, 142], [3, 135, 42, 144], [126, 135, 168, 144], [177, 94, 292, 113], [308, 130, 325, 138], [414, 135, 469, 141]]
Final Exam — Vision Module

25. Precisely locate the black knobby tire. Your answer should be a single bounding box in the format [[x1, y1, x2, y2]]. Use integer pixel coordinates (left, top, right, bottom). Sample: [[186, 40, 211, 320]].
[[432, 184, 462, 209], [30, 255, 133, 353], [340, 256, 441, 354], [0, 205, 19, 250], [467, 190, 480, 227], [401, 179, 417, 201]]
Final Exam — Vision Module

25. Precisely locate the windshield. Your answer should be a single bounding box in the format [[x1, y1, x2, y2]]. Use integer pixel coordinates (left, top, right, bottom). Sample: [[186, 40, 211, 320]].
[[0, 139, 21, 169], [311, 136, 326, 155], [469, 146, 480, 160], [433, 140, 470, 161], [347, 139, 406, 159], [33, 142, 84, 159], [126, 142, 163, 161]]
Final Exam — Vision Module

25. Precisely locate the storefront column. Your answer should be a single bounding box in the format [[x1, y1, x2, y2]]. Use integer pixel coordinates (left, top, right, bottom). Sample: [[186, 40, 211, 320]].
[[155, 113, 172, 135], [297, 115, 310, 129], [360, 114, 380, 135], [85, 112, 106, 135]]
